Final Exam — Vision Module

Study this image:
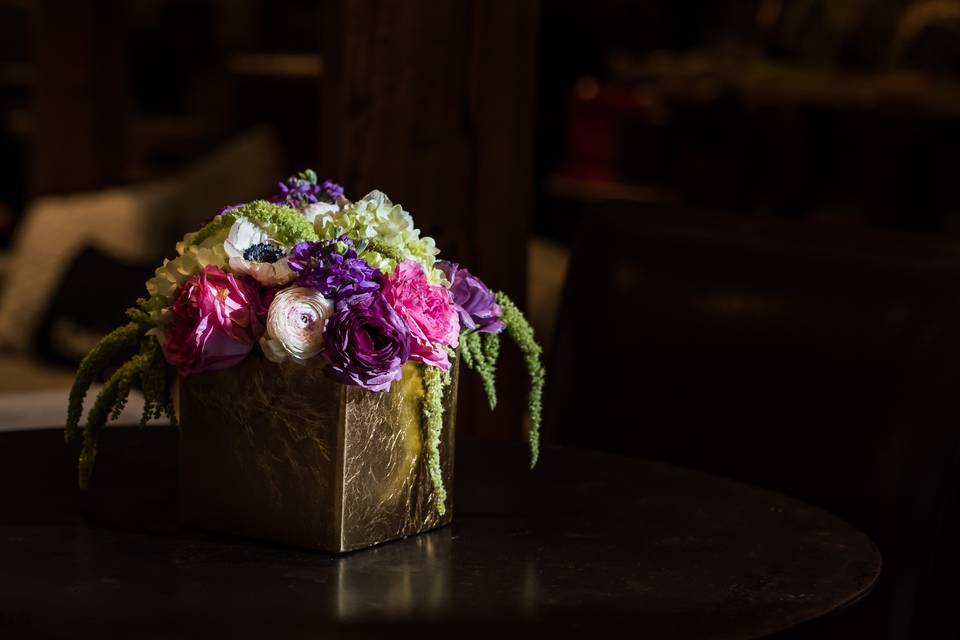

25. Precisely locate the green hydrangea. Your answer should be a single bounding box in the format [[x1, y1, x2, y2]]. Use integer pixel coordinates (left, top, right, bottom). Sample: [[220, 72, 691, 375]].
[[313, 190, 439, 276], [192, 200, 317, 248]]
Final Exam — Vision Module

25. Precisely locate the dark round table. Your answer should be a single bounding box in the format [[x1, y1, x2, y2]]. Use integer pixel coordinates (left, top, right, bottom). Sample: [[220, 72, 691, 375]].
[[0, 427, 879, 638]]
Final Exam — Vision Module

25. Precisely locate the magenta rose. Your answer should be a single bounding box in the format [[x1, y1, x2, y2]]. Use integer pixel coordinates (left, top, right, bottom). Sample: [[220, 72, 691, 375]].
[[382, 260, 459, 370], [161, 264, 270, 376]]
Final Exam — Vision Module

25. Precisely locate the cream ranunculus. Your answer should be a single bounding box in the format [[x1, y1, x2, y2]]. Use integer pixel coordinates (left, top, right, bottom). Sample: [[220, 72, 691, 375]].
[[259, 287, 334, 364]]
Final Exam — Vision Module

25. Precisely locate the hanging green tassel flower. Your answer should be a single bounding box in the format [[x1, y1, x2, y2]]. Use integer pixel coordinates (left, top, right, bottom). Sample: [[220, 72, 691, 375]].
[[496, 292, 544, 468], [66, 302, 175, 489], [454, 287, 544, 469], [460, 331, 499, 410], [422, 364, 451, 514]]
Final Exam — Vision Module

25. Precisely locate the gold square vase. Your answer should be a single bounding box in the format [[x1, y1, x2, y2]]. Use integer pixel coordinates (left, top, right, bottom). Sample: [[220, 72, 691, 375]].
[[176, 352, 457, 552]]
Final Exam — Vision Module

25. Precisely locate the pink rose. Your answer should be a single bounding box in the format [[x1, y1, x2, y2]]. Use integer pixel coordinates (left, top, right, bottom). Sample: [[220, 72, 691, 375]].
[[161, 265, 271, 376], [383, 260, 459, 369]]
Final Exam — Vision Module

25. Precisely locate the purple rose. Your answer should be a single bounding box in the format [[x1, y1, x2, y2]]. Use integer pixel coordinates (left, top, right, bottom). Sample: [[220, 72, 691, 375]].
[[436, 260, 504, 334], [287, 236, 382, 299], [324, 291, 411, 392]]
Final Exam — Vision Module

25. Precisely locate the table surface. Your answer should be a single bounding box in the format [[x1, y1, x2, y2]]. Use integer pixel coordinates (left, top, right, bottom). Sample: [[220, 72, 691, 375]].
[[0, 427, 880, 639]]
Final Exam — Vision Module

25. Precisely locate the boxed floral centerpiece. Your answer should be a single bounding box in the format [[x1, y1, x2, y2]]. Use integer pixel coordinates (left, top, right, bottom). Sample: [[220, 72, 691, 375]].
[[66, 171, 543, 552]]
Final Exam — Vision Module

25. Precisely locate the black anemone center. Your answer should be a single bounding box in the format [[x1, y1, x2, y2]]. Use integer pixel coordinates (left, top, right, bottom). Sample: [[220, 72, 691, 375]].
[[243, 243, 286, 263]]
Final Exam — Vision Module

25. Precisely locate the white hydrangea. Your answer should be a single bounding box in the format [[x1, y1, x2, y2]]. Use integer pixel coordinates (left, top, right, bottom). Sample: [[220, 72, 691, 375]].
[[145, 227, 229, 301], [301, 201, 341, 224], [313, 190, 440, 275]]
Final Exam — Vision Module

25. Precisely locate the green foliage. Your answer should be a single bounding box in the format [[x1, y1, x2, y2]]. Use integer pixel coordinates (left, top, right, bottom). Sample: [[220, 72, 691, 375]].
[[496, 292, 544, 468], [422, 365, 451, 515]]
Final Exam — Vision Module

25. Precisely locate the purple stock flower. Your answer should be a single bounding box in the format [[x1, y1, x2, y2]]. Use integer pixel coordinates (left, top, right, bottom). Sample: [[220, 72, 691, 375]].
[[271, 170, 344, 211], [287, 236, 382, 299], [217, 203, 244, 215], [436, 260, 504, 334], [324, 291, 411, 392], [320, 179, 344, 201]]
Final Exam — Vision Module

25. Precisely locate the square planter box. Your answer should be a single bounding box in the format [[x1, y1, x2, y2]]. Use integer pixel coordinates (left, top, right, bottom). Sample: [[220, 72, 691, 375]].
[[176, 353, 457, 552]]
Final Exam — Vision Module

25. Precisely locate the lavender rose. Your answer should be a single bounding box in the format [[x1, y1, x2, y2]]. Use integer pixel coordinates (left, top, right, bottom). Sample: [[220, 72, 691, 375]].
[[436, 260, 504, 334], [287, 236, 382, 299], [324, 291, 411, 392]]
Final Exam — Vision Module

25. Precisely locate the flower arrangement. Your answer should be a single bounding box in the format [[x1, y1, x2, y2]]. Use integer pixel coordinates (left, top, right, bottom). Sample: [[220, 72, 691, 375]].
[[65, 170, 544, 515]]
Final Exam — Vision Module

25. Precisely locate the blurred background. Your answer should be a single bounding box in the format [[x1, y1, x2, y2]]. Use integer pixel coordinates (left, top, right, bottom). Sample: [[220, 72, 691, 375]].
[[5, 1, 960, 636]]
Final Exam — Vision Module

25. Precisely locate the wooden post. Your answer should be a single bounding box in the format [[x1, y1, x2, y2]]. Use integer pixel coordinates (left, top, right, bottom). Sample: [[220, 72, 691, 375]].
[[319, 0, 539, 438], [31, 1, 127, 195]]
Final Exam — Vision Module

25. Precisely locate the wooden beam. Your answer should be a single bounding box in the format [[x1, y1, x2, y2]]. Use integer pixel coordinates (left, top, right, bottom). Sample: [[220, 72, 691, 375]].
[[31, 1, 127, 195], [319, 0, 539, 438]]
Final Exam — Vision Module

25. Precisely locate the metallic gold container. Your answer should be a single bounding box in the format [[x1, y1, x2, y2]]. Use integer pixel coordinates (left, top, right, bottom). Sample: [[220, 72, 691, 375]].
[[176, 353, 457, 552]]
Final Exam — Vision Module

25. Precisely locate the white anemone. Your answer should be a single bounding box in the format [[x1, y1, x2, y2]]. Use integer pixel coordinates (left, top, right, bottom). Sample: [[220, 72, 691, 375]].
[[223, 217, 295, 287], [224, 218, 269, 259]]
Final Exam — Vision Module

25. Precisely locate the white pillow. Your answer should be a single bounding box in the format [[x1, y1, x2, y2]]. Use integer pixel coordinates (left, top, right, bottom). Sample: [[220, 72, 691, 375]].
[[0, 127, 283, 351]]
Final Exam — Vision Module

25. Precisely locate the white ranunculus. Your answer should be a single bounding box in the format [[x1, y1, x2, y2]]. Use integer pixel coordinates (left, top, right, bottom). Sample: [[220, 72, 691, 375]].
[[259, 287, 334, 364]]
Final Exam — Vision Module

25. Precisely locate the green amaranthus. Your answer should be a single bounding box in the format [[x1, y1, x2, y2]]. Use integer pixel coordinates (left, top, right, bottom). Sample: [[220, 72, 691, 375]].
[[422, 365, 452, 515], [460, 331, 498, 410], [497, 292, 544, 468], [457, 291, 544, 469], [66, 306, 176, 489]]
